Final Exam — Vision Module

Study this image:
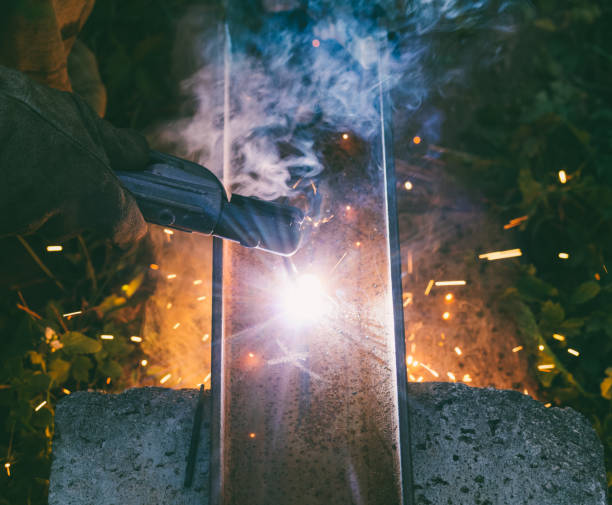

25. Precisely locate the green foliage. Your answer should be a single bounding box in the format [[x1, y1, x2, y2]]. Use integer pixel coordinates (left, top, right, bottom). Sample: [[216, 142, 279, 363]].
[[444, 0, 612, 495], [2, 2, 201, 501], [0, 234, 153, 504]]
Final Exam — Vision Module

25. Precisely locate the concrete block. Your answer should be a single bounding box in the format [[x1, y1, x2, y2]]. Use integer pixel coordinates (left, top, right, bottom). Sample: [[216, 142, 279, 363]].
[[49, 383, 606, 505], [48, 387, 210, 505], [408, 383, 607, 504]]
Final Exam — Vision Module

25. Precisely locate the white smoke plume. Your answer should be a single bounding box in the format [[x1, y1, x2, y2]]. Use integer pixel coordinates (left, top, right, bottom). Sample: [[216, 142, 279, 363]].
[[151, 0, 524, 201]]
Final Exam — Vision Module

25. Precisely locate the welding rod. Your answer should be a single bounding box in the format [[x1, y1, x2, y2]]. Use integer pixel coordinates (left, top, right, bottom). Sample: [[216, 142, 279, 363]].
[[184, 384, 206, 488]]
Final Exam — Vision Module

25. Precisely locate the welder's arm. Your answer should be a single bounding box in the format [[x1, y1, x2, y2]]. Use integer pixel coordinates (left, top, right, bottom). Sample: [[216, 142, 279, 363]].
[[0, 65, 148, 248]]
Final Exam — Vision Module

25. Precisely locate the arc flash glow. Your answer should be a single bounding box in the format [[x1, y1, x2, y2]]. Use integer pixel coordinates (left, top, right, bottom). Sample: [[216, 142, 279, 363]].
[[280, 274, 328, 323]]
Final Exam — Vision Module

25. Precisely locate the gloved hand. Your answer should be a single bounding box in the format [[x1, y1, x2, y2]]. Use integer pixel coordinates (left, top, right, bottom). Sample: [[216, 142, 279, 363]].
[[0, 65, 148, 248]]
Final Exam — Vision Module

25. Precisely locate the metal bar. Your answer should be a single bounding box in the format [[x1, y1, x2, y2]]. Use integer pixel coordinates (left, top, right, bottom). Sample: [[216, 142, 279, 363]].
[[378, 54, 416, 505], [210, 14, 230, 504], [209, 236, 224, 505], [217, 5, 407, 504]]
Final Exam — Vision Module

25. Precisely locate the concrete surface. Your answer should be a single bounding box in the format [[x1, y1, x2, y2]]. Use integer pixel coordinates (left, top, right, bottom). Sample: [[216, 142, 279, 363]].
[[48, 383, 606, 505], [408, 382, 607, 505], [48, 387, 210, 505]]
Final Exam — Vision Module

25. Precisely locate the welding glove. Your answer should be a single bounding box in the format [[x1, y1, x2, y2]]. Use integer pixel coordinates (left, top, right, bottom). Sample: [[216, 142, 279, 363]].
[[0, 65, 148, 248]]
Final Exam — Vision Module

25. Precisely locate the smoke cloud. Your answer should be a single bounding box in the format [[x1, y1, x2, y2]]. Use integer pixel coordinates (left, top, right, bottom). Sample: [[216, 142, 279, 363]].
[[151, 0, 523, 200]]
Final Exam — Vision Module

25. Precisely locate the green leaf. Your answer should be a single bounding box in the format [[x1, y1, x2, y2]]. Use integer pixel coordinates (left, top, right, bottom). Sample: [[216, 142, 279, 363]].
[[71, 356, 93, 383], [121, 273, 144, 298], [518, 167, 543, 207], [533, 18, 556, 31], [571, 281, 601, 305], [503, 296, 580, 389], [24, 372, 51, 393], [560, 317, 586, 331], [517, 274, 557, 302], [95, 294, 127, 315], [506, 297, 541, 346], [48, 358, 71, 385], [601, 368, 612, 400], [605, 315, 612, 338], [31, 406, 52, 428], [61, 332, 102, 354], [27, 351, 45, 367], [539, 300, 565, 331], [99, 360, 122, 380]]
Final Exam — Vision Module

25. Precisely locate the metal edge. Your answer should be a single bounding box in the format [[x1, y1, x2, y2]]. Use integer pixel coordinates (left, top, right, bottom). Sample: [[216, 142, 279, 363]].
[[378, 54, 416, 505], [209, 237, 224, 505]]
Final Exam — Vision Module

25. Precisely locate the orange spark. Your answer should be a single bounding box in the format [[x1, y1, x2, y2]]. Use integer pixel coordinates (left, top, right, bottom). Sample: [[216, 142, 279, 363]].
[[435, 280, 466, 287], [538, 364, 555, 370], [419, 363, 439, 378], [503, 215, 528, 229], [479, 249, 522, 261], [424, 279, 434, 296]]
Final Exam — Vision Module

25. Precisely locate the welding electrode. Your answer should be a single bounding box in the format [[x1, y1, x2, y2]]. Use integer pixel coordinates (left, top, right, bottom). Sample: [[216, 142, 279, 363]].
[[116, 151, 304, 256]]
